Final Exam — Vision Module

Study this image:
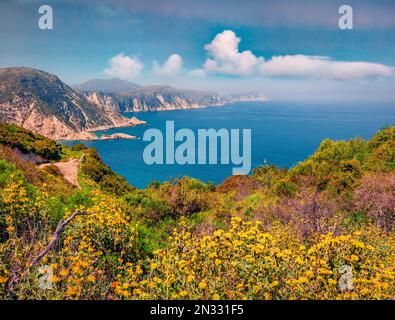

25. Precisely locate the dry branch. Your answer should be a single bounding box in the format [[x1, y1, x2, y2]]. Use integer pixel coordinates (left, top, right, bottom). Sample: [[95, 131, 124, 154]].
[[31, 211, 92, 268]]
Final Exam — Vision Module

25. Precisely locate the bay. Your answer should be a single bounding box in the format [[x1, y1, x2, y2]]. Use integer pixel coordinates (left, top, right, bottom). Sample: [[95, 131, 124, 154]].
[[64, 101, 395, 189]]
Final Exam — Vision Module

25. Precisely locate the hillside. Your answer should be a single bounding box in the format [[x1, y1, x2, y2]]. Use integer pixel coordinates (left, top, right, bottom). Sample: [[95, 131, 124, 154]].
[[0, 68, 145, 140], [0, 123, 394, 300], [73, 78, 142, 93], [80, 85, 225, 113]]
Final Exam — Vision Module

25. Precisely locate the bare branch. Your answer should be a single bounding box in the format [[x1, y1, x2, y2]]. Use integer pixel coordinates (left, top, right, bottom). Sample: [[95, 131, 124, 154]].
[[31, 211, 92, 268]]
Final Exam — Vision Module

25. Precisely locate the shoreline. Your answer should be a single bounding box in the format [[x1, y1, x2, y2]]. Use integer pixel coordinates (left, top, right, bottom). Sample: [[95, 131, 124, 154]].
[[58, 117, 147, 141], [59, 99, 269, 142], [121, 99, 269, 113]]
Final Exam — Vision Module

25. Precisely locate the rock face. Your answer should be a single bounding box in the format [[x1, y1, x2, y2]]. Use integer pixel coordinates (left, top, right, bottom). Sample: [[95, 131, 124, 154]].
[[80, 85, 225, 113], [0, 68, 145, 140], [100, 133, 137, 140], [75, 78, 268, 113]]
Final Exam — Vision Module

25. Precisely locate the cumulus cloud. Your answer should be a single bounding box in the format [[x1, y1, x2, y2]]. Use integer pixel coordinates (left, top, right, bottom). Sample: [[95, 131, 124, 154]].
[[153, 54, 183, 77], [105, 53, 143, 80], [203, 30, 264, 76], [259, 55, 393, 80], [202, 30, 393, 80]]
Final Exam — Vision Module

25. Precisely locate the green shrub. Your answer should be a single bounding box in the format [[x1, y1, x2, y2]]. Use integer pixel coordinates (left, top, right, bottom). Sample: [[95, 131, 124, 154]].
[[71, 143, 87, 152], [80, 148, 134, 195], [0, 123, 61, 160]]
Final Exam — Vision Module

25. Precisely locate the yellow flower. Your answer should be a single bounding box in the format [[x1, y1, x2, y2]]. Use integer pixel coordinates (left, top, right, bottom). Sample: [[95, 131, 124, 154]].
[[59, 269, 69, 277], [0, 276, 8, 284], [198, 280, 207, 290], [133, 288, 142, 295], [66, 286, 78, 297], [151, 262, 158, 270], [295, 257, 304, 264]]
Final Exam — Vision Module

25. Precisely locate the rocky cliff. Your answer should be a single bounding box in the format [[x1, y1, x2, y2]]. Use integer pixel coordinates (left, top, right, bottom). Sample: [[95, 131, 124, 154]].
[[0, 68, 144, 140], [75, 79, 268, 113], [80, 85, 225, 113]]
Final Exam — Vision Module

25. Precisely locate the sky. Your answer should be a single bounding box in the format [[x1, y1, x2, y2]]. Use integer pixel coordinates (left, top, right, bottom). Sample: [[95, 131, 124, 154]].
[[0, 0, 395, 102]]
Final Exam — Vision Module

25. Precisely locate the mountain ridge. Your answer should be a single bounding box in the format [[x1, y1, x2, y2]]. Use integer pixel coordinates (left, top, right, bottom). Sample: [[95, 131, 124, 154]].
[[73, 78, 268, 112], [73, 78, 142, 93], [0, 67, 145, 140]]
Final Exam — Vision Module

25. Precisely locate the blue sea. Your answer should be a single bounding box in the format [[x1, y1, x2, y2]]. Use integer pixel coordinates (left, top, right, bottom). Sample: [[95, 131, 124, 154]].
[[64, 102, 395, 189]]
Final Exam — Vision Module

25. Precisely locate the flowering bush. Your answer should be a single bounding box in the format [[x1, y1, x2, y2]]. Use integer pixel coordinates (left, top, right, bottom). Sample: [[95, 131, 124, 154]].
[[128, 218, 394, 300]]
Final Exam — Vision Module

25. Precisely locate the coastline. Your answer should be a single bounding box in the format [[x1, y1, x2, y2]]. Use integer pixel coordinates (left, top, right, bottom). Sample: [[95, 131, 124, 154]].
[[121, 98, 269, 113], [57, 99, 269, 141], [60, 117, 147, 141]]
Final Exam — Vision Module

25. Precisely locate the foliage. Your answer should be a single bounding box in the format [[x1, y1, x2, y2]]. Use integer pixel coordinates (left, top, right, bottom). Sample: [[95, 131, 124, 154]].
[[71, 143, 87, 152], [0, 124, 394, 300], [354, 172, 395, 230], [0, 123, 61, 161], [126, 218, 394, 300], [79, 148, 134, 196]]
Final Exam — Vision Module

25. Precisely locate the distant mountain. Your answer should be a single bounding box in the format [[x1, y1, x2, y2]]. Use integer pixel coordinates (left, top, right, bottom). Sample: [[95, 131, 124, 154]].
[[0, 68, 144, 140], [74, 78, 268, 113], [73, 78, 142, 93], [81, 85, 224, 113]]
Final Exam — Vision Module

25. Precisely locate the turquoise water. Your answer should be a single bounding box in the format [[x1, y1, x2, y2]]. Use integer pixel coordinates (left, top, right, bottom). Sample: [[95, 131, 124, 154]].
[[65, 102, 395, 189]]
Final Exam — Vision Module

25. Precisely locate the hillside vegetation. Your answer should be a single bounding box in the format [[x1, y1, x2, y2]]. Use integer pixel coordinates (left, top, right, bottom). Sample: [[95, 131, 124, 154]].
[[0, 123, 394, 299]]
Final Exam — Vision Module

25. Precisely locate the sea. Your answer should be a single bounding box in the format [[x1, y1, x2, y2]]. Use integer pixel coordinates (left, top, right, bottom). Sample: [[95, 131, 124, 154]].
[[63, 101, 395, 189]]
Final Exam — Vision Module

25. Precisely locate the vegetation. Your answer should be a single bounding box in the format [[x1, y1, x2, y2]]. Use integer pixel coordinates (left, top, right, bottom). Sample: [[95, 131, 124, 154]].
[[0, 123, 61, 161], [0, 123, 394, 299], [79, 148, 134, 195]]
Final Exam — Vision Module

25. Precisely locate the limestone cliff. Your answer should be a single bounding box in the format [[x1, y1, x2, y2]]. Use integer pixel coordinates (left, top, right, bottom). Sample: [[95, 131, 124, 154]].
[[81, 85, 225, 113], [75, 79, 268, 113], [0, 67, 145, 140]]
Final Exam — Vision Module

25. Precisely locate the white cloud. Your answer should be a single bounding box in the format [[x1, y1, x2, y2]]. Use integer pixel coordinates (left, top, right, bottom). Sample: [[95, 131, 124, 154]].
[[105, 53, 143, 80], [202, 30, 393, 80], [153, 54, 183, 77], [203, 30, 264, 76], [187, 68, 206, 78], [259, 55, 393, 80]]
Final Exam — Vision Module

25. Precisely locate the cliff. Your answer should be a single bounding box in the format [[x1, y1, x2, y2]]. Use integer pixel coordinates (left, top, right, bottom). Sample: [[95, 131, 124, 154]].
[[0, 68, 145, 140], [81, 85, 225, 113], [75, 79, 268, 113]]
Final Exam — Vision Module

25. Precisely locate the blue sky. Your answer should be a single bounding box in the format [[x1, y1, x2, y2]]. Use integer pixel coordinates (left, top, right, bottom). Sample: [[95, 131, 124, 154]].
[[1, 0, 395, 101]]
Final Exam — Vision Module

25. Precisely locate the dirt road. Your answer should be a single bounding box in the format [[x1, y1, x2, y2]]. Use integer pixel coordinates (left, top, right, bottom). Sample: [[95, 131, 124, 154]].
[[39, 158, 80, 188]]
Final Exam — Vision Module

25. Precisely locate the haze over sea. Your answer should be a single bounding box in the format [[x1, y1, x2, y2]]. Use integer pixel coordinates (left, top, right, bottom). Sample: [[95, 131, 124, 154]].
[[65, 102, 395, 189]]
